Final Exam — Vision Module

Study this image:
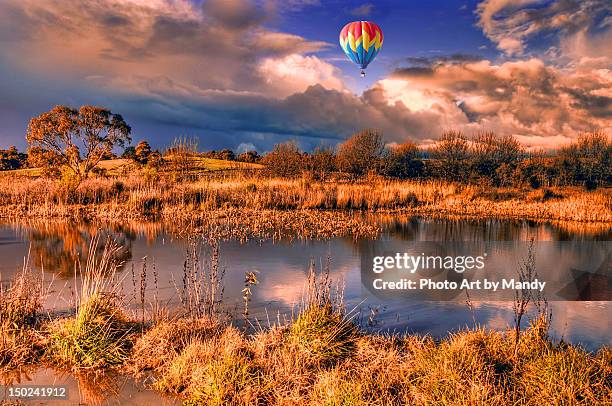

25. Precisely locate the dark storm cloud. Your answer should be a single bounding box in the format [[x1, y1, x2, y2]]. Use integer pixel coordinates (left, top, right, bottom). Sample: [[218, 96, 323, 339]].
[[203, 0, 266, 29], [403, 54, 484, 67], [565, 88, 612, 118]]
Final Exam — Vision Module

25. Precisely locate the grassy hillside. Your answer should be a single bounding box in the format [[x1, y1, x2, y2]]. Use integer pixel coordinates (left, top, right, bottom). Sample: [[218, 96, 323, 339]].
[[0, 156, 263, 177]]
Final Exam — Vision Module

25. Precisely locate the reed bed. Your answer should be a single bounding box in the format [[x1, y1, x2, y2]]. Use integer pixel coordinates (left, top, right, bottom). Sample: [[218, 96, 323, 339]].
[[0, 175, 609, 225]]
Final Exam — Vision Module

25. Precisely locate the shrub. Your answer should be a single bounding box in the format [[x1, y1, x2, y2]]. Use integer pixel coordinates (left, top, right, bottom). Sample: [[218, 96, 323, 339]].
[[337, 129, 385, 177], [261, 142, 305, 178]]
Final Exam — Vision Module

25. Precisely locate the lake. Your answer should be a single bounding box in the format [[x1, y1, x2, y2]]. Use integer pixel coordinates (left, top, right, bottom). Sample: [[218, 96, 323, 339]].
[[1, 216, 609, 350], [1, 216, 610, 404]]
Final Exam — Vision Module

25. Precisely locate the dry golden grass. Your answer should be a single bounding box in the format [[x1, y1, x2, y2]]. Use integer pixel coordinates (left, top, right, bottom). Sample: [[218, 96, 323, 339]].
[[0, 174, 609, 226], [0, 265, 45, 373], [125, 313, 611, 405], [129, 317, 224, 375], [44, 239, 135, 373]]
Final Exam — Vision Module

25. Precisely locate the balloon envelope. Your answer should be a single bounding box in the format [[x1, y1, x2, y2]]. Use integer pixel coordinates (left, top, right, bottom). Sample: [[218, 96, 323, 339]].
[[339, 21, 383, 71]]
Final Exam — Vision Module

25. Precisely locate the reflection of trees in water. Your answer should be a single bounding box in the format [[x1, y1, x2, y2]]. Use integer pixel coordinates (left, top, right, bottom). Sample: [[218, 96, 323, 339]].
[[22, 222, 133, 277], [373, 214, 609, 242]]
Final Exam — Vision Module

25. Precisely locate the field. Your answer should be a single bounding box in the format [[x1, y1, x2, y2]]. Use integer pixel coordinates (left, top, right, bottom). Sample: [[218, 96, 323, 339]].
[[0, 168, 610, 226], [0, 157, 262, 177], [0, 156, 610, 404]]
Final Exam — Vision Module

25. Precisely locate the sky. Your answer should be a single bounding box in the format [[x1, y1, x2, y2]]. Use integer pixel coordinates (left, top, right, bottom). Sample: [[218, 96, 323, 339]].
[[0, 0, 610, 152]]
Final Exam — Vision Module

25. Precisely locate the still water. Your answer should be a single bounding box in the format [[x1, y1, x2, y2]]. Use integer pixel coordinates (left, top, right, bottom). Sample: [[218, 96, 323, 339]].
[[1, 216, 609, 350]]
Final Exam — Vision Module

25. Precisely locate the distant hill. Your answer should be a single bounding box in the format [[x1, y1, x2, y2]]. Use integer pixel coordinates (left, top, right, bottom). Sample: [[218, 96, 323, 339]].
[[0, 156, 263, 177]]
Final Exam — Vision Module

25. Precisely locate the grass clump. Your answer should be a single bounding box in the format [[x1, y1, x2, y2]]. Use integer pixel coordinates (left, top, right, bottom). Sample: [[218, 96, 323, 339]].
[[154, 326, 261, 405], [45, 294, 133, 371], [284, 260, 357, 368], [286, 303, 357, 368], [130, 316, 223, 375], [0, 266, 45, 372], [44, 237, 134, 372]]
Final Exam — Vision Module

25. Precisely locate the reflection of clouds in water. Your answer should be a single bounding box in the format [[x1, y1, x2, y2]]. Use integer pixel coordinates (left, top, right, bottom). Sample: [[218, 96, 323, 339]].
[[257, 261, 359, 306], [548, 301, 610, 345], [0, 218, 609, 350], [483, 310, 512, 331], [454, 300, 611, 348]]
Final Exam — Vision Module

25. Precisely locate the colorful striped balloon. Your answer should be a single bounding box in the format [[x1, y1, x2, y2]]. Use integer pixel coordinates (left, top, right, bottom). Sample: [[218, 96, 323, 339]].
[[339, 21, 383, 76]]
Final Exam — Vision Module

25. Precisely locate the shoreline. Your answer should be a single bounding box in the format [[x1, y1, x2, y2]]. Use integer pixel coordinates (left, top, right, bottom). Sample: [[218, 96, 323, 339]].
[[2, 291, 610, 405], [1, 203, 610, 231]]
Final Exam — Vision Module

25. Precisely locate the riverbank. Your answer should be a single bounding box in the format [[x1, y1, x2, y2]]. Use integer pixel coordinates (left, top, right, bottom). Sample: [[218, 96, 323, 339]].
[[1, 243, 610, 405], [0, 175, 610, 225]]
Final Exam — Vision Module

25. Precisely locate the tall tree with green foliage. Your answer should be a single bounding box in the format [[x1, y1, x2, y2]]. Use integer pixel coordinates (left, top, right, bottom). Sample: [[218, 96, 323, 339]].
[[26, 105, 131, 180]]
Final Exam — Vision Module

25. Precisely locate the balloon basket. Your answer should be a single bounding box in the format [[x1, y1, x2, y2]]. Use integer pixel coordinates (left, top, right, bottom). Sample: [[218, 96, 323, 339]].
[[360, 70, 366, 77]]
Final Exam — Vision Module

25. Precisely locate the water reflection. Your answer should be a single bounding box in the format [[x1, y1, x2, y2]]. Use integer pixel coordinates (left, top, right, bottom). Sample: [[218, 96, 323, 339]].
[[0, 217, 609, 350], [1, 368, 179, 406]]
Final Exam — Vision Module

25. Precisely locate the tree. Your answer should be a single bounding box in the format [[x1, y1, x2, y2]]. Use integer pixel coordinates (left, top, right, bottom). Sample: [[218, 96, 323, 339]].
[[0, 146, 27, 170], [306, 145, 337, 180], [382, 142, 423, 179], [237, 150, 260, 163], [557, 130, 611, 188], [429, 130, 470, 181], [26, 146, 63, 176], [26, 105, 131, 180], [216, 149, 236, 161], [336, 129, 385, 176], [135, 140, 153, 163], [122, 146, 136, 160], [261, 142, 304, 177], [469, 132, 522, 185]]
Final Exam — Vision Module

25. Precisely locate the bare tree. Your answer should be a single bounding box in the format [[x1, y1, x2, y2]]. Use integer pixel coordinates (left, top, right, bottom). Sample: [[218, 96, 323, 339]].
[[306, 145, 337, 180], [26, 105, 131, 180], [336, 129, 385, 177], [381, 141, 422, 179], [261, 141, 305, 178], [166, 137, 198, 179], [429, 130, 469, 181], [558, 130, 611, 189], [470, 131, 522, 184]]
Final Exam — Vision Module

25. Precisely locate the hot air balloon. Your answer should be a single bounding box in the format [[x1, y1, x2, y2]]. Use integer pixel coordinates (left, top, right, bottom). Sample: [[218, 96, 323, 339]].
[[339, 21, 383, 77]]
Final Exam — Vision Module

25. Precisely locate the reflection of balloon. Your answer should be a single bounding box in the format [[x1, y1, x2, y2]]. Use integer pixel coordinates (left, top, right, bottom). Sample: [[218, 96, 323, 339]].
[[339, 21, 383, 77]]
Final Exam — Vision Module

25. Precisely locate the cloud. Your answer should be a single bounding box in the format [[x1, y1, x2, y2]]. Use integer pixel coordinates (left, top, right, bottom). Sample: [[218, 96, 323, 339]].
[[202, 0, 266, 29], [236, 142, 256, 153], [0, 0, 609, 152], [388, 57, 611, 147], [350, 4, 374, 17], [0, 0, 330, 94], [258, 54, 347, 97], [476, 0, 611, 57]]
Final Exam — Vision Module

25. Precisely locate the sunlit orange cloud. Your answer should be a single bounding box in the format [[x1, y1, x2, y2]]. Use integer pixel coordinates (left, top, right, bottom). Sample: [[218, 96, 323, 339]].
[[383, 57, 611, 148]]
